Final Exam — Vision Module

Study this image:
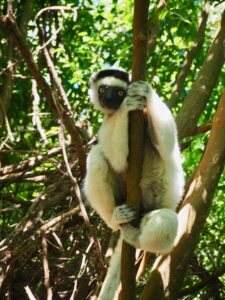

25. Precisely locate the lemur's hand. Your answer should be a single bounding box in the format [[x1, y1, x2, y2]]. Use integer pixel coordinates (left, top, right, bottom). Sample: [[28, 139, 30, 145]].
[[111, 204, 136, 228], [123, 81, 149, 111], [128, 81, 149, 97]]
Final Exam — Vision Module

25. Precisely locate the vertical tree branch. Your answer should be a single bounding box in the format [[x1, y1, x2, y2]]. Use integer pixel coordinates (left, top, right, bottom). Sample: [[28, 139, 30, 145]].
[[120, 1, 150, 299], [147, 0, 166, 56], [168, 1, 210, 108], [0, 0, 33, 126], [0, 12, 86, 178], [176, 10, 225, 140]]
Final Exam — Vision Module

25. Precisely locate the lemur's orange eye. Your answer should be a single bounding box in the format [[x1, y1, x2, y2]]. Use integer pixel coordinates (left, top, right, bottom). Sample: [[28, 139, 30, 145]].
[[99, 87, 105, 94], [118, 90, 124, 97]]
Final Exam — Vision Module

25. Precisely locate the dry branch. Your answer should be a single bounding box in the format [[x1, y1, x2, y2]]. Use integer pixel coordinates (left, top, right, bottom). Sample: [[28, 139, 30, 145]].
[[140, 87, 225, 299], [42, 234, 53, 300], [0, 147, 68, 176]]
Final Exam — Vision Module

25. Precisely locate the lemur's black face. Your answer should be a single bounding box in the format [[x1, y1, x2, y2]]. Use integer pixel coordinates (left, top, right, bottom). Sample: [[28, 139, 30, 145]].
[[98, 84, 127, 110]]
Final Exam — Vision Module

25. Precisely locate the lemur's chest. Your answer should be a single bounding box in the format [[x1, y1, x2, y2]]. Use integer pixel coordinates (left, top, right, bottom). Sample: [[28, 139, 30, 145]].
[[98, 110, 129, 173]]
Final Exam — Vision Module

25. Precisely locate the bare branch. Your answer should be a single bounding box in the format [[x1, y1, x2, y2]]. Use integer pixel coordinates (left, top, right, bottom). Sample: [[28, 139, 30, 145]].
[[24, 286, 37, 300], [179, 264, 225, 297], [168, 1, 210, 108], [35, 6, 78, 22], [147, 0, 166, 56], [41, 234, 53, 300], [32, 79, 48, 144]]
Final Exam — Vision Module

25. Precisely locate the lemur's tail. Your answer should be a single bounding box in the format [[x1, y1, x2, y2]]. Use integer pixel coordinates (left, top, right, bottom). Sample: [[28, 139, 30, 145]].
[[98, 239, 122, 300]]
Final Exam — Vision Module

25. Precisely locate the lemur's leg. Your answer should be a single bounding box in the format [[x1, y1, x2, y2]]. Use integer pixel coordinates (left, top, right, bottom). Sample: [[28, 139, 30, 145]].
[[146, 87, 179, 159], [84, 144, 135, 230], [120, 208, 178, 253]]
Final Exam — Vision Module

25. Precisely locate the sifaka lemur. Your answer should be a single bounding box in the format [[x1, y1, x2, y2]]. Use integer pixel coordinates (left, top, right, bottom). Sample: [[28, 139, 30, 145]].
[[84, 68, 184, 300]]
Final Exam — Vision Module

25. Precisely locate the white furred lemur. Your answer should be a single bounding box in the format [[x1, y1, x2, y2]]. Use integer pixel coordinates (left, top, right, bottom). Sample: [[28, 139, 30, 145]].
[[84, 69, 184, 300]]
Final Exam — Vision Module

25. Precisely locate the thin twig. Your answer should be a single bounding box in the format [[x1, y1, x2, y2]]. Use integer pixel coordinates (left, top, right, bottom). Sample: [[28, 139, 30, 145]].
[[41, 233, 53, 300], [179, 265, 225, 297], [24, 286, 37, 300], [0, 94, 14, 141], [34, 25, 62, 54], [40, 206, 80, 232], [35, 6, 78, 23], [34, 6, 78, 54], [32, 79, 48, 144], [58, 123, 105, 270]]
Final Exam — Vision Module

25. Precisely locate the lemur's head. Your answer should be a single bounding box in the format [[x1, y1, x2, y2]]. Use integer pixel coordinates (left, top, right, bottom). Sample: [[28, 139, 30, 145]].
[[89, 69, 130, 113]]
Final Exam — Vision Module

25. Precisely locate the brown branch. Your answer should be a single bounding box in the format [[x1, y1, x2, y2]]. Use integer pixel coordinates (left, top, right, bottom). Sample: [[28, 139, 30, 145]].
[[0, 35, 14, 126], [0, 147, 68, 176], [0, 0, 33, 126], [35, 11, 73, 113], [147, 0, 166, 56], [168, 1, 210, 108], [58, 123, 105, 270], [120, 1, 150, 300], [0, 170, 50, 184], [17, 0, 33, 38], [40, 206, 80, 232], [0, 171, 78, 255], [176, 10, 225, 140], [0, 205, 80, 268], [180, 121, 212, 150], [140, 87, 225, 299], [179, 264, 225, 297], [0, 12, 86, 178], [35, 5, 78, 21]]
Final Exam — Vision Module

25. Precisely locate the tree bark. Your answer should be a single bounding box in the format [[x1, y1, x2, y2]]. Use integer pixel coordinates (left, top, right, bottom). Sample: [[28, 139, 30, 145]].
[[140, 87, 225, 299], [120, 1, 150, 299]]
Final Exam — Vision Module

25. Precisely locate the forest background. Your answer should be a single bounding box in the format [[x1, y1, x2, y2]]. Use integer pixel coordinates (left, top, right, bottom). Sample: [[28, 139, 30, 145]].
[[0, 0, 225, 299]]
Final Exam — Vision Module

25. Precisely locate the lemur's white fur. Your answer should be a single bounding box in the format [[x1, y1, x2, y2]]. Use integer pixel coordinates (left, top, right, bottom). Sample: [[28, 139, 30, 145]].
[[84, 71, 184, 299]]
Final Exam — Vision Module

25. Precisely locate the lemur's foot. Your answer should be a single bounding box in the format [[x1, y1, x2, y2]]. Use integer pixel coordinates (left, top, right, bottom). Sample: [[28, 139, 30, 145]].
[[120, 223, 141, 248], [112, 204, 136, 227]]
